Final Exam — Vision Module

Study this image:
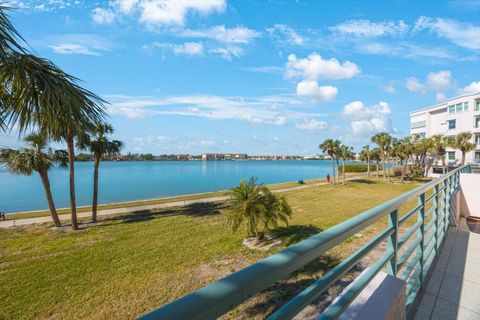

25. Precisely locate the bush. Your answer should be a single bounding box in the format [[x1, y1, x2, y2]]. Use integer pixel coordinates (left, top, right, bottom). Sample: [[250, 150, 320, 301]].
[[393, 166, 413, 177], [339, 164, 379, 173]]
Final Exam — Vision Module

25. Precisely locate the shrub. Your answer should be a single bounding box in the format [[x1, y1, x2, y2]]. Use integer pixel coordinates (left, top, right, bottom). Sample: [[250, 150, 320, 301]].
[[339, 164, 379, 173], [393, 166, 413, 177]]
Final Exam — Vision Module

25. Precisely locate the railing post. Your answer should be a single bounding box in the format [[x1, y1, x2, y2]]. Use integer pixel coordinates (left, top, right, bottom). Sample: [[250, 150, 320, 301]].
[[387, 209, 398, 276], [418, 192, 426, 287], [434, 184, 440, 249], [445, 176, 451, 231]]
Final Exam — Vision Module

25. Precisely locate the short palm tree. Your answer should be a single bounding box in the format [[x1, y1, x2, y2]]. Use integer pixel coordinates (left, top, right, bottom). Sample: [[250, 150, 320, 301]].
[[320, 139, 337, 184], [0, 133, 68, 227], [226, 177, 292, 242], [371, 132, 392, 182], [370, 147, 382, 178], [430, 134, 452, 174], [338, 145, 354, 185], [360, 145, 372, 177], [394, 137, 414, 183], [77, 123, 123, 222], [452, 132, 475, 165]]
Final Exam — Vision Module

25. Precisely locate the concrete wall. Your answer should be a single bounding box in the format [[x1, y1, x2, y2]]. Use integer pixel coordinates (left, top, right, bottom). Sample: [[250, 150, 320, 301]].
[[460, 173, 480, 217]]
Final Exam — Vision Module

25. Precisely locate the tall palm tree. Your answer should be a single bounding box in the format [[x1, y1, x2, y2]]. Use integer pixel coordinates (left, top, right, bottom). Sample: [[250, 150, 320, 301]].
[[452, 132, 475, 165], [370, 147, 382, 178], [371, 132, 392, 182], [430, 134, 453, 174], [360, 145, 372, 177], [320, 139, 338, 184], [338, 145, 354, 185], [226, 177, 292, 242], [0, 133, 68, 227], [77, 123, 123, 222], [394, 137, 414, 183]]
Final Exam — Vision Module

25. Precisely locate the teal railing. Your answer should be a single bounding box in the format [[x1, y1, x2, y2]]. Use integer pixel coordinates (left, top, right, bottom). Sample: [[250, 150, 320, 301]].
[[139, 165, 472, 320]]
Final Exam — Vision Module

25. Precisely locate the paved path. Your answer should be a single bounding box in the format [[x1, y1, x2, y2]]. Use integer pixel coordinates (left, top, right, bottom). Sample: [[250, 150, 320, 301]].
[[0, 176, 364, 228], [414, 218, 480, 320]]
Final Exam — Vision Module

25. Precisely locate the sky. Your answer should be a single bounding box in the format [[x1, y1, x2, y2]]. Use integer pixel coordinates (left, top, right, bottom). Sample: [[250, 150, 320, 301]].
[[1, 0, 480, 155]]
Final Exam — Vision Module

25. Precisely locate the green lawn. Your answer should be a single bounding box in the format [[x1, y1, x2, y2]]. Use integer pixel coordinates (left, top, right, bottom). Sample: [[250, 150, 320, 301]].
[[0, 178, 421, 319]]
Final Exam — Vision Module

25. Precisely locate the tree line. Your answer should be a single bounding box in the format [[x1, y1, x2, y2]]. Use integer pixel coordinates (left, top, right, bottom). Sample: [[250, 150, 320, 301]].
[[320, 131, 476, 184], [0, 6, 123, 229]]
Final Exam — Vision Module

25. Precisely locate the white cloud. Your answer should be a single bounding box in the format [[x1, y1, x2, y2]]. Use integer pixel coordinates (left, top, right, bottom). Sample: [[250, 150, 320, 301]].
[[92, 0, 226, 26], [92, 8, 116, 24], [405, 77, 427, 93], [426, 70, 452, 91], [180, 25, 260, 44], [356, 42, 457, 60], [436, 92, 448, 102], [139, 0, 225, 26], [146, 41, 204, 56], [296, 81, 338, 101], [331, 19, 408, 37], [105, 94, 317, 126], [458, 81, 480, 95], [243, 66, 283, 74], [266, 24, 307, 46], [209, 46, 243, 61], [295, 118, 328, 131], [414, 16, 480, 50], [45, 34, 113, 56], [286, 53, 360, 81], [381, 83, 396, 94], [341, 101, 393, 135]]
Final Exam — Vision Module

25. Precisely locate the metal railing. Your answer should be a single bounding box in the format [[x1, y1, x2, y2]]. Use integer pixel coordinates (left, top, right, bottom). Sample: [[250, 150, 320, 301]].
[[139, 165, 472, 320]]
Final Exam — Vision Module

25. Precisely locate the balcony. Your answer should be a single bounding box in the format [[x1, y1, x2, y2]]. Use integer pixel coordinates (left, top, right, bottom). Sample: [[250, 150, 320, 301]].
[[140, 166, 479, 320]]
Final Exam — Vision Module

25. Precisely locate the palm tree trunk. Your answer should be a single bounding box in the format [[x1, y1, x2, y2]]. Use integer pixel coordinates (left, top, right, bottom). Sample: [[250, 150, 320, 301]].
[[92, 156, 100, 223], [342, 159, 346, 185], [401, 161, 407, 184], [367, 157, 370, 177], [387, 154, 391, 183], [376, 163, 379, 178], [381, 151, 386, 181], [461, 151, 466, 166], [39, 170, 62, 227], [330, 157, 335, 184], [442, 155, 446, 174], [66, 133, 78, 230], [336, 158, 340, 184]]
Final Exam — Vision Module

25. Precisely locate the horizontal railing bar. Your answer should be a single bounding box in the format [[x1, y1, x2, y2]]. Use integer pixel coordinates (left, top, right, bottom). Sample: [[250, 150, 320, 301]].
[[424, 229, 436, 250], [317, 250, 394, 320], [406, 263, 422, 295], [397, 236, 421, 270], [398, 221, 422, 248], [267, 227, 394, 320], [399, 250, 422, 281], [399, 204, 423, 225], [425, 206, 436, 219], [425, 215, 436, 233], [423, 247, 436, 277], [425, 192, 437, 203]]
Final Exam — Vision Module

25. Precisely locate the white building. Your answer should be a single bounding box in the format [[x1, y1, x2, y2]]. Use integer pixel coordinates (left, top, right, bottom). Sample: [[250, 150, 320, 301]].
[[410, 92, 480, 166]]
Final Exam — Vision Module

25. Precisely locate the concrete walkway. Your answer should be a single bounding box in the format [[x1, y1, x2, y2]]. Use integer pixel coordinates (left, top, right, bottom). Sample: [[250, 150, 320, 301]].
[[414, 218, 480, 320], [0, 176, 364, 228]]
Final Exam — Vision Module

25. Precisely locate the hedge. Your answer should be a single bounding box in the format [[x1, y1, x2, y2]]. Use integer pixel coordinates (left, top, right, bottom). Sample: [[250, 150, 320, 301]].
[[339, 163, 380, 173]]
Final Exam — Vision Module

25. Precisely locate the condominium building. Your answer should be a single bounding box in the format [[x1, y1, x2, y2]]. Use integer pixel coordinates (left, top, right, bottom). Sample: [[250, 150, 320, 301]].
[[410, 92, 480, 165]]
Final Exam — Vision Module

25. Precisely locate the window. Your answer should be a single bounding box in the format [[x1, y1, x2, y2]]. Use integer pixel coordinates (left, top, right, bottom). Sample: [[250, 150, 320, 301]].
[[476, 135, 480, 146], [456, 103, 463, 112], [448, 119, 456, 129], [411, 120, 426, 129], [449, 105, 455, 114], [447, 151, 455, 160], [476, 101, 480, 112], [464, 102, 469, 111], [475, 117, 480, 128]]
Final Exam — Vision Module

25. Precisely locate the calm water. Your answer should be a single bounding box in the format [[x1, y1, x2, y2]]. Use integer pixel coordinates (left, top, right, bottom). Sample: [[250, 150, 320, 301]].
[[0, 160, 338, 213]]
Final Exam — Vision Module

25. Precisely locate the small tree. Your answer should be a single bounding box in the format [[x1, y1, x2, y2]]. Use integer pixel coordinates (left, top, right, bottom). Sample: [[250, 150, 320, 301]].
[[452, 132, 475, 166], [338, 145, 354, 185], [371, 132, 392, 182], [320, 139, 338, 184], [77, 122, 123, 222], [360, 145, 372, 177], [0, 133, 68, 227], [370, 147, 382, 178], [394, 137, 414, 183], [226, 177, 292, 242], [431, 134, 453, 174]]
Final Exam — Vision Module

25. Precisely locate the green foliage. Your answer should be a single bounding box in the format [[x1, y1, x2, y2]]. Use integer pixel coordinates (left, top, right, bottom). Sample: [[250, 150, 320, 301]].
[[226, 177, 292, 240], [339, 164, 379, 173]]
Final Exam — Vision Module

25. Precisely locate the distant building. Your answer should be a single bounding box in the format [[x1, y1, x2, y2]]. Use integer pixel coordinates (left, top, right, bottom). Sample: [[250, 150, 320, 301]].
[[410, 92, 480, 165], [176, 154, 192, 161], [201, 153, 223, 161]]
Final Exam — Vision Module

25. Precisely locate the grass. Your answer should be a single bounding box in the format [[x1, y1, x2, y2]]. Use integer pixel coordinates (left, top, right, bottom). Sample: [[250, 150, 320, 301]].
[[0, 178, 422, 319]]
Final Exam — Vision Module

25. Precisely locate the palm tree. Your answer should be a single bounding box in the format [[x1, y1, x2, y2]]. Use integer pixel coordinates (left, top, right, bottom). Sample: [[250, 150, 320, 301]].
[[371, 132, 392, 182], [370, 147, 382, 178], [0, 133, 68, 227], [430, 134, 453, 174], [338, 145, 354, 185], [360, 145, 372, 177], [452, 132, 475, 165], [77, 123, 123, 222], [226, 177, 292, 242], [0, 8, 107, 230], [320, 139, 337, 184], [394, 137, 414, 183]]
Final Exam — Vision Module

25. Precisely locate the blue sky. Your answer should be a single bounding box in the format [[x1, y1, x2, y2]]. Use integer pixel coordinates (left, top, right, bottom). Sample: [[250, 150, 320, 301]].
[[2, 0, 480, 155]]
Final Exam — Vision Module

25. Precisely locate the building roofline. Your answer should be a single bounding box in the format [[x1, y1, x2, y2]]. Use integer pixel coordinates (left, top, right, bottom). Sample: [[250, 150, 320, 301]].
[[409, 92, 480, 115]]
